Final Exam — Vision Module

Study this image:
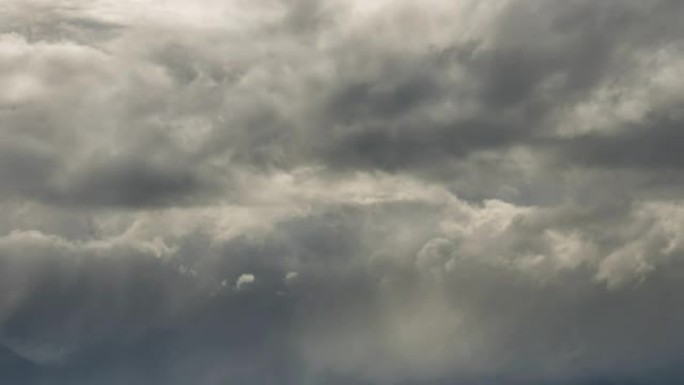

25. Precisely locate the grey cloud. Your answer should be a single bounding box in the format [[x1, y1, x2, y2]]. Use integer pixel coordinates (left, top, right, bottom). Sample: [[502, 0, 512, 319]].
[[0, 197, 683, 384], [561, 112, 684, 169], [0, 34, 224, 207], [48, 152, 207, 208], [286, 201, 684, 384], [0, 232, 194, 361], [0, 1, 124, 44], [3, 0, 683, 207], [2, 0, 684, 384], [312, 0, 684, 176], [0, 132, 213, 207]]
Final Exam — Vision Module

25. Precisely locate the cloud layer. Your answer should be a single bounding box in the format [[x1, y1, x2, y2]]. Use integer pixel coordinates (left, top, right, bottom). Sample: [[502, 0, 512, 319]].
[[1, 0, 684, 384]]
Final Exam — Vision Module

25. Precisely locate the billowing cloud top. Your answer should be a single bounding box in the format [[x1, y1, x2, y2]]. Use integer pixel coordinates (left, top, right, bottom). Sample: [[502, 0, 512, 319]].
[[1, 0, 684, 384]]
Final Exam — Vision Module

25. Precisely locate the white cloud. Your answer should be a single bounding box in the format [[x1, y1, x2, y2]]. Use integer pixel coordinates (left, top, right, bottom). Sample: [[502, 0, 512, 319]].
[[284, 271, 299, 285], [235, 273, 255, 291]]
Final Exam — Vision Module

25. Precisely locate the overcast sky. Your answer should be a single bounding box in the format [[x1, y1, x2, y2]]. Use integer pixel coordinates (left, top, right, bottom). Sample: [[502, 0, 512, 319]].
[[1, 0, 684, 384]]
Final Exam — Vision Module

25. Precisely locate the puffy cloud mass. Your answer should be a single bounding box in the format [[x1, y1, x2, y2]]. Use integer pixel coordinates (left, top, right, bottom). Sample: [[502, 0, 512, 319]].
[[1, 0, 684, 384]]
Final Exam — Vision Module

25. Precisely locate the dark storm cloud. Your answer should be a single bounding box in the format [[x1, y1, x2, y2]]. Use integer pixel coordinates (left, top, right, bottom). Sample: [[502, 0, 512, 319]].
[[0, 229, 296, 385], [0, 130, 212, 207], [0, 232, 192, 359], [3, 199, 684, 384], [2, 0, 683, 207], [48, 153, 208, 208], [3, 0, 684, 384], [310, 0, 684, 182], [561, 112, 684, 169]]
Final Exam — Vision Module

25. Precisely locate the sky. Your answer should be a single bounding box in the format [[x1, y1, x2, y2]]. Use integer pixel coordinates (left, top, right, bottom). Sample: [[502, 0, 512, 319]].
[[1, 0, 684, 384]]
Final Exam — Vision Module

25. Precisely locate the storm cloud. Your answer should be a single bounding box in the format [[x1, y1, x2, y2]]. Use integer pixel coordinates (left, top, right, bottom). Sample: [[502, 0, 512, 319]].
[[1, 0, 684, 384]]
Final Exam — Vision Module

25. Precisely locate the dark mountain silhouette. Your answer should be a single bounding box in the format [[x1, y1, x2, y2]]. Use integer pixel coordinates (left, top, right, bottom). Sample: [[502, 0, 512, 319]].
[[0, 344, 42, 384]]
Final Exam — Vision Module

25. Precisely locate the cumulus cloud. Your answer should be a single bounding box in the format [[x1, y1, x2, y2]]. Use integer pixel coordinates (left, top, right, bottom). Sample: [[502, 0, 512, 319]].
[[235, 273, 255, 291], [1, 0, 684, 384]]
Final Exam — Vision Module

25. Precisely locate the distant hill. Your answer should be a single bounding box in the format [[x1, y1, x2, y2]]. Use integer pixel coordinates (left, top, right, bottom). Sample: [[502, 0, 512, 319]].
[[0, 344, 42, 384]]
